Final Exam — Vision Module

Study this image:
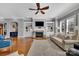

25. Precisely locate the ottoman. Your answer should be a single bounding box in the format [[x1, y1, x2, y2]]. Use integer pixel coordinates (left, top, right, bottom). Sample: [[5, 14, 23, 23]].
[[66, 43, 79, 56]]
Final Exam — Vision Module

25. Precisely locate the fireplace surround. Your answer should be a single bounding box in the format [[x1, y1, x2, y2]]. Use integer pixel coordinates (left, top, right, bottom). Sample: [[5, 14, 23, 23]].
[[36, 32, 43, 37]]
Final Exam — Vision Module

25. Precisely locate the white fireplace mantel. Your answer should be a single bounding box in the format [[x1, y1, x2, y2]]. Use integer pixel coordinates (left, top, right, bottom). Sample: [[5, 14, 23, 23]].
[[33, 28, 46, 31]]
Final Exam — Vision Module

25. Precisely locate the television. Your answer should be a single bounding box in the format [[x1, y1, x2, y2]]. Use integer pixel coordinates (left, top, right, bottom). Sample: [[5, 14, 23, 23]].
[[35, 21, 44, 27]]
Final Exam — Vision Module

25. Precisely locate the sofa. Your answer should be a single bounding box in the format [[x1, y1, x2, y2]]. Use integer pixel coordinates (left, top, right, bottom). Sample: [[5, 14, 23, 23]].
[[50, 32, 79, 51]]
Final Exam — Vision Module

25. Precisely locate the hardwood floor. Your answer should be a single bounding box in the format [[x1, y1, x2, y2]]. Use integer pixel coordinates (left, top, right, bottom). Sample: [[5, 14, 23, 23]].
[[0, 37, 33, 56], [18, 37, 33, 56]]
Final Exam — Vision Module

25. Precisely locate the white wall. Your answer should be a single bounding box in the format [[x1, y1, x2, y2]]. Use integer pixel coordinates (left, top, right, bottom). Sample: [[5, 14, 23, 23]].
[[17, 18, 24, 37], [4, 19, 12, 38], [3, 18, 18, 37], [3, 18, 24, 38]]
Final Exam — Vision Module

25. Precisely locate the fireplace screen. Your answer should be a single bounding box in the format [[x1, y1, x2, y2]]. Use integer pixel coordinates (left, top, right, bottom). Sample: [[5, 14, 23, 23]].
[[36, 32, 43, 37]]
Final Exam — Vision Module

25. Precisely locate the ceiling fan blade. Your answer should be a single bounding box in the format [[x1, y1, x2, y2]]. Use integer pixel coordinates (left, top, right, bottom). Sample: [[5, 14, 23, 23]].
[[35, 11, 39, 14], [36, 3, 40, 10], [40, 6, 49, 10], [29, 8, 37, 10], [40, 11, 45, 14]]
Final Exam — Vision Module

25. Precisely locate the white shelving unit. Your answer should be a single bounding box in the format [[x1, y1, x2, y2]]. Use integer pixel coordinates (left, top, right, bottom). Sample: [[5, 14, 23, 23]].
[[24, 19, 33, 37], [46, 20, 55, 37]]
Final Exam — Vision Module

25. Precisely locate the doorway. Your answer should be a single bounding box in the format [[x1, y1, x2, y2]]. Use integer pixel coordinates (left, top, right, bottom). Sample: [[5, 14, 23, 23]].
[[10, 22, 18, 37], [0, 24, 3, 35]]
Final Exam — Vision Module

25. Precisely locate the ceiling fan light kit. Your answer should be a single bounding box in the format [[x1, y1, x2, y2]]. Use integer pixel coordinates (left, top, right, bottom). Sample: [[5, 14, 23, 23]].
[[29, 3, 49, 15]]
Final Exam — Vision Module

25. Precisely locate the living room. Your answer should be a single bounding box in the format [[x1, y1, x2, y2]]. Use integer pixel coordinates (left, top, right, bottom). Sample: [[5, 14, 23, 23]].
[[0, 3, 79, 56]]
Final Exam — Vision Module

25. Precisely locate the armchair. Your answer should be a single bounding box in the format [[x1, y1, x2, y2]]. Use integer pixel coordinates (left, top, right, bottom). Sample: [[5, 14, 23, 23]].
[[0, 35, 12, 48]]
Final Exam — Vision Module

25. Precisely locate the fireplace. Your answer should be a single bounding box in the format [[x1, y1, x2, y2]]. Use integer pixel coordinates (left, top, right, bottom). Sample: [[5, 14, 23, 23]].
[[36, 32, 43, 37]]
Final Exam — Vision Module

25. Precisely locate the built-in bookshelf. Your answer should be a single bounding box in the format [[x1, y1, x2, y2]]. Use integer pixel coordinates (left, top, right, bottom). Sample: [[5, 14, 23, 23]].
[[46, 20, 54, 32], [46, 19, 55, 37], [24, 18, 33, 32], [23, 18, 33, 37]]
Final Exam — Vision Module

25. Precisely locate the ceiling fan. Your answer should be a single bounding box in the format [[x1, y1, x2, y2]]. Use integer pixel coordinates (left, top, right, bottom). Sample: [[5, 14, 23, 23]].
[[29, 3, 49, 15]]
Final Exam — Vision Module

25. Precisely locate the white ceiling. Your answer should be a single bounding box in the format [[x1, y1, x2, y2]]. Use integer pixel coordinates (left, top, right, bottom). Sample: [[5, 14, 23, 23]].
[[0, 3, 79, 19]]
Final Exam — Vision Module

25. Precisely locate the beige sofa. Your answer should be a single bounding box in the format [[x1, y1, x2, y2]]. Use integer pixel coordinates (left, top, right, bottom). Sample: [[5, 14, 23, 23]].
[[50, 33, 79, 51]]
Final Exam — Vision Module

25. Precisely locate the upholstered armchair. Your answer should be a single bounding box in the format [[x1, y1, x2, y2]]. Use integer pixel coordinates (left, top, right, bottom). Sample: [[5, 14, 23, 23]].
[[0, 35, 12, 48]]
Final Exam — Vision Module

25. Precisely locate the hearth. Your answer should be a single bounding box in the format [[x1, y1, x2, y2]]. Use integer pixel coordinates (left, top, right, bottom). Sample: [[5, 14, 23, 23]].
[[36, 32, 43, 37]]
